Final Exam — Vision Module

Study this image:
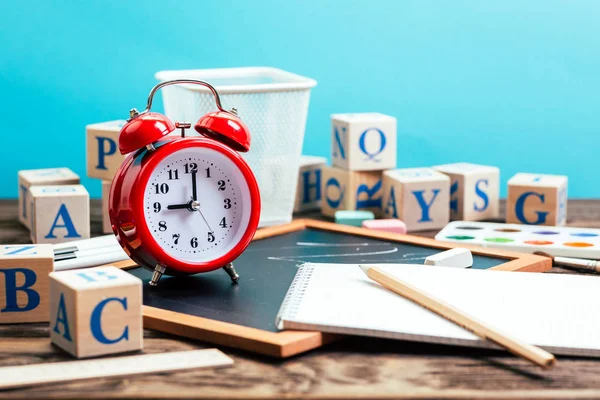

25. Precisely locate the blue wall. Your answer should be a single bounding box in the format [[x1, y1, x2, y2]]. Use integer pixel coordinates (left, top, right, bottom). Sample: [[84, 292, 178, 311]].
[[1, 1, 598, 198]]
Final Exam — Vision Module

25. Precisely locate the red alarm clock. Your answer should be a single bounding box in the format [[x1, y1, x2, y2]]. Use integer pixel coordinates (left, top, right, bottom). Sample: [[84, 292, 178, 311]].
[[109, 79, 261, 286]]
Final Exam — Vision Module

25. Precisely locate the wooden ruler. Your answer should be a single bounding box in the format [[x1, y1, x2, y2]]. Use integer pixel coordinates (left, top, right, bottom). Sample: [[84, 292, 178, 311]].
[[0, 349, 233, 390]]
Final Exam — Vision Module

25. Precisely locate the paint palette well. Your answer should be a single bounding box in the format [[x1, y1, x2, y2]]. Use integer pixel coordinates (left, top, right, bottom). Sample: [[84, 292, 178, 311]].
[[436, 221, 600, 259]]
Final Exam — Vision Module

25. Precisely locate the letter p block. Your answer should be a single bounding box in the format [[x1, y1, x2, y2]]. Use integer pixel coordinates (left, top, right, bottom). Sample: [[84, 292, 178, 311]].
[[49, 266, 142, 358]]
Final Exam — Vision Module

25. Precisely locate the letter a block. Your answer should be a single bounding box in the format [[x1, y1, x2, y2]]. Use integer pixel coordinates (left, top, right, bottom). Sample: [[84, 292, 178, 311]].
[[382, 168, 450, 232], [29, 185, 90, 244], [49, 266, 143, 358], [321, 165, 383, 217], [331, 113, 397, 171], [86, 120, 127, 181], [0, 244, 54, 324], [294, 156, 327, 213], [18, 168, 80, 229], [433, 162, 500, 221], [506, 173, 568, 226]]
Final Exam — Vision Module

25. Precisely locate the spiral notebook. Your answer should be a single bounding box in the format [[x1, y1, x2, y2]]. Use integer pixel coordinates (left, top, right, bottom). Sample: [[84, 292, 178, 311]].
[[276, 263, 600, 357]]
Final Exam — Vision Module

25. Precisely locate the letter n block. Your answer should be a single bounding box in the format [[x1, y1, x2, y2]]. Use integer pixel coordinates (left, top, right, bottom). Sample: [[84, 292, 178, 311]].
[[433, 162, 500, 221], [321, 165, 382, 218], [49, 266, 143, 358], [506, 173, 568, 226], [29, 185, 90, 244], [0, 244, 54, 323], [18, 168, 80, 229], [86, 120, 126, 181], [294, 156, 327, 213], [382, 168, 450, 232], [331, 113, 397, 171]]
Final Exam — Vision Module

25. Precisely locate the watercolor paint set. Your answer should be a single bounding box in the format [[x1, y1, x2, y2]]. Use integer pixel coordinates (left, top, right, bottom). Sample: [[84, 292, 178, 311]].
[[436, 221, 600, 259]]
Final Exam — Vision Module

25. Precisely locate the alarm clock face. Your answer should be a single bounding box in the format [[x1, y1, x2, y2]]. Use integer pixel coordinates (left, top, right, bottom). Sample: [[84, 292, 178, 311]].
[[142, 146, 253, 264]]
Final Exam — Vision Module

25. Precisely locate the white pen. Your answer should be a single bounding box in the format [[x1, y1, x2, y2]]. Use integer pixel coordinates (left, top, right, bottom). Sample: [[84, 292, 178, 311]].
[[54, 249, 130, 271], [53, 235, 119, 255]]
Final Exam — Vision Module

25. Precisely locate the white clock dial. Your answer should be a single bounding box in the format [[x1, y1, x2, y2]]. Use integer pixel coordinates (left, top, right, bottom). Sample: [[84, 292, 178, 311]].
[[143, 147, 252, 263]]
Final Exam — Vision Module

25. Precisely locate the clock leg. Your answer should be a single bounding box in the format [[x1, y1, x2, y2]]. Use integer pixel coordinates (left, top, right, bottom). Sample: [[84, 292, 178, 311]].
[[150, 264, 166, 287], [223, 263, 240, 283]]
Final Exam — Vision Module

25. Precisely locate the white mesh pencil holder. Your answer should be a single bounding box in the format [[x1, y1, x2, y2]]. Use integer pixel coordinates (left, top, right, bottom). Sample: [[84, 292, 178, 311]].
[[155, 67, 317, 227]]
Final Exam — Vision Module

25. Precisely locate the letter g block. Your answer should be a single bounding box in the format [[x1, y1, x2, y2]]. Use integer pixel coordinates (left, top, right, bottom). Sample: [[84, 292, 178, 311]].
[[506, 173, 568, 226], [49, 266, 142, 358]]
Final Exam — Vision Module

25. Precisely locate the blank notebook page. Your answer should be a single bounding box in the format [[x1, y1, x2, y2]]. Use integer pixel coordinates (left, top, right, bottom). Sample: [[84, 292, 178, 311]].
[[275, 263, 600, 356]]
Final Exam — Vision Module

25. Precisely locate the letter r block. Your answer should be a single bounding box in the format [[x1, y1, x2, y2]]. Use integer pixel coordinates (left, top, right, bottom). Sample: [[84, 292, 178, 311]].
[[294, 156, 327, 213], [49, 266, 143, 358], [86, 120, 127, 181], [506, 173, 568, 226], [382, 168, 450, 232], [433, 163, 500, 221], [321, 165, 383, 218], [331, 113, 397, 171], [0, 244, 54, 323]]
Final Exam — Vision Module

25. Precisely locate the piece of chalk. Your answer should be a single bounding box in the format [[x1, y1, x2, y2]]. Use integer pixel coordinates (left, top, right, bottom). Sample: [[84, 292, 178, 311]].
[[361, 218, 407, 234], [335, 210, 375, 227], [424, 248, 473, 268]]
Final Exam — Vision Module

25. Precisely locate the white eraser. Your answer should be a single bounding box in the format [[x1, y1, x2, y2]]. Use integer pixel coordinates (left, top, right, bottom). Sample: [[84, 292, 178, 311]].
[[424, 248, 473, 268]]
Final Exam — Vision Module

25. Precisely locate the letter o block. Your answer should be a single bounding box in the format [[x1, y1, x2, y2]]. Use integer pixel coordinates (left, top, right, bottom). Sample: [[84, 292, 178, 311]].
[[86, 121, 127, 181], [49, 266, 143, 358], [506, 173, 568, 226]]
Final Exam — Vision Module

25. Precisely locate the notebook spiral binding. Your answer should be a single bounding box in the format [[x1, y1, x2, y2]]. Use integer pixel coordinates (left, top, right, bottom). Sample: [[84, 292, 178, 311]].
[[275, 263, 315, 329]]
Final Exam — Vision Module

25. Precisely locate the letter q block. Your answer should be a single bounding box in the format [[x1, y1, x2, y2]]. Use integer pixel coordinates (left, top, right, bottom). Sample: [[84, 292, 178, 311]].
[[331, 113, 397, 171], [294, 155, 327, 213], [0, 244, 54, 323], [18, 168, 80, 229], [506, 173, 568, 226], [49, 266, 143, 358], [382, 168, 450, 232], [29, 185, 90, 244], [433, 162, 500, 221], [86, 120, 127, 181], [321, 165, 383, 218]]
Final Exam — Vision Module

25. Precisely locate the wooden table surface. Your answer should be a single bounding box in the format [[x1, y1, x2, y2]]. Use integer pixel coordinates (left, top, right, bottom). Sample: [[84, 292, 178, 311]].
[[2, 199, 600, 399]]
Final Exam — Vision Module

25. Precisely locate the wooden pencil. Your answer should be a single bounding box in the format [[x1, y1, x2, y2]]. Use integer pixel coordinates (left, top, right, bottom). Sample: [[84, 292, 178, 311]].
[[358, 265, 556, 369]]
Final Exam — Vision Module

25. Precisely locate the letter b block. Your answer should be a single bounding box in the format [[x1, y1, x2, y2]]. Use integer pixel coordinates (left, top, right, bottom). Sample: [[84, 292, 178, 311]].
[[49, 266, 143, 358], [321, 165, 383, 217], [382, 168, 450, 232], [506, 173, 568, 226], [86, 120, 126, 180], [331, 113, 397, 171], [0, 244, 54, 323]]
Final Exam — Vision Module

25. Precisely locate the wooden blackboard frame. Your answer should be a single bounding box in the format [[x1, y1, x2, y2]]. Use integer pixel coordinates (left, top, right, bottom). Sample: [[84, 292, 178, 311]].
[[112, 219, 551, 358]]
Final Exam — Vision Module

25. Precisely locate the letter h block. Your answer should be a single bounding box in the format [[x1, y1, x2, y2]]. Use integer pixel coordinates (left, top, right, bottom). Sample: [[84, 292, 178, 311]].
[[433, 162, 500, 221], [294, 156, 327, 213], [382, 168, 450, 232], [321, 165, 383, 217], [0, 244, 54, 323], [86, 120, 127, 181], [331, 113, 397, 171], [506, 173, 568, 226], [49, 266, 143, 358], [18, 168, 80, 229]]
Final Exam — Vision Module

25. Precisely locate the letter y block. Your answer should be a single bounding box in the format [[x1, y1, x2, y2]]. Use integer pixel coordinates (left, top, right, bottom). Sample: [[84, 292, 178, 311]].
[[49, 266, 142, 358]]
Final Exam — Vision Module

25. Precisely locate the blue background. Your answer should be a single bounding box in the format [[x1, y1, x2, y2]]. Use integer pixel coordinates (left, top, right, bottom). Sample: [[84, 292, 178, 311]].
[[1, 0, 598, 198]]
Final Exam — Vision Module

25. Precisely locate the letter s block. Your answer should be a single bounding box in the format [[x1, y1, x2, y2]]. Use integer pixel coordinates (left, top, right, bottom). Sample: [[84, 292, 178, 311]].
[[29, 185, 90, 244], [86, 120, 126, 181], [382, 168, 450, 232], [49, 266, 142, 358], [294, 156, 327, 213], [506, 173, 568, 226], [331, 113, 397, 171], [0, 244, 54, 323], [321, 165, 383, 218], [433, 162, 500, 221]]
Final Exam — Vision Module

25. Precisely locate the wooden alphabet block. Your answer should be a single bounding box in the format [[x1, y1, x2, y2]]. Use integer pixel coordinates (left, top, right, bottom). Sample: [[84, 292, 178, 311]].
[[0, 244, 54, 323], [294, 156, 327, 213], [29, 185, 90, 244], [331, 113, 397, 171], [381, 167, 450, 232], [49, 266, 143, 358], [18, 168, 80, 229], [433, 162, 500, 221], [86, 121, 127, 181], [321, 165, 383, 218], [101, 180, 112, 234], [506, 173, 568, 226]]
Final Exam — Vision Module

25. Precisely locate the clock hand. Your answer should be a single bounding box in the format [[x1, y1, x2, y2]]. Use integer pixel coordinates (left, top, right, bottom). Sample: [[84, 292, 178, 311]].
[[190, 197, 214, 232], [191, 170, 198, 201], [167, 203, 191, 210], [198, 210, 214, 233]]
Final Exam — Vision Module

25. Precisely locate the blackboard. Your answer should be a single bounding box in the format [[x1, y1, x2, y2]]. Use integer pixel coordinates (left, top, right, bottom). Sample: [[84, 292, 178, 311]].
[[123, 219, 550, 357]]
